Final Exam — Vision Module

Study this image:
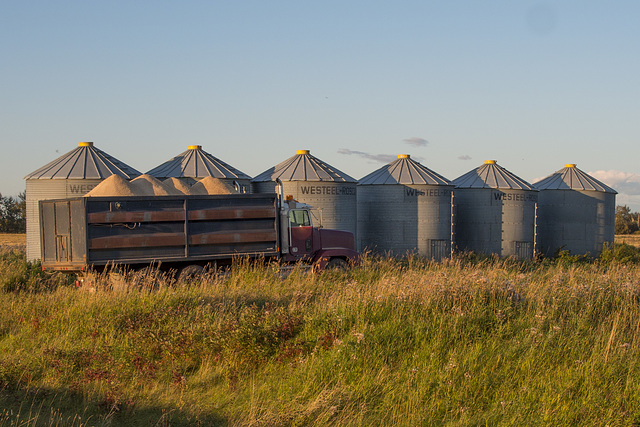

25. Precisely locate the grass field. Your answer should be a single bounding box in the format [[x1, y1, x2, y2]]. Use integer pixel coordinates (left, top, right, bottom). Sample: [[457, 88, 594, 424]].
[[1, 243, 640, 426], [2, 238, 640, 425]]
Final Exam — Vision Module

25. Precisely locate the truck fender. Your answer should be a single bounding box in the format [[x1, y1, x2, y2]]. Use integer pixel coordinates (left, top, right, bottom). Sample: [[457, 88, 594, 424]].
[[312, 249, 359, 271]]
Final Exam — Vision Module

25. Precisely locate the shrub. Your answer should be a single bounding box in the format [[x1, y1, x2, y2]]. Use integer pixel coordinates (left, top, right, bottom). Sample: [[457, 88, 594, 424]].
[[0, 249, 73, 293], [599, 243, 640, 264], [554, 249, 592, 265]]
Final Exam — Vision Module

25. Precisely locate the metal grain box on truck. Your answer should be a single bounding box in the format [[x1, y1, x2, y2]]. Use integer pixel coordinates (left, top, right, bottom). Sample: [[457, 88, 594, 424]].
[[39, 194, 280, 271]]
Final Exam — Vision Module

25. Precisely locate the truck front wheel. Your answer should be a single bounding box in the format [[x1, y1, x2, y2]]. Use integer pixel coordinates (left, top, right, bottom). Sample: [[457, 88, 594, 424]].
[[327, 258, 348, 270]]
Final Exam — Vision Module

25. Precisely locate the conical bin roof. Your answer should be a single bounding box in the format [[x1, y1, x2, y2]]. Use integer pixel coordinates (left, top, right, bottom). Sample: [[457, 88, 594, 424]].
[[146, 145, 251, 180], [359, 154, 452, 186], [24, 142, 140, 180], [533, 164, 617, 194], [252, 150, 357, 183], [453, 160, 536, 190]]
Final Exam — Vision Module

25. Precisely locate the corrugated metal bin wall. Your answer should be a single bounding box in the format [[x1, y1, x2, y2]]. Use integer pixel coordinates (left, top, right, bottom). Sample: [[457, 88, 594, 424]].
[[26, 179, 103, 260], [534, 164, 616, 257], [262, 181, 357, 235], [358, 184, 453, 258], [453, 160, 537, 259], [537, 190, 614, 256], [454, 188, 537, 258]]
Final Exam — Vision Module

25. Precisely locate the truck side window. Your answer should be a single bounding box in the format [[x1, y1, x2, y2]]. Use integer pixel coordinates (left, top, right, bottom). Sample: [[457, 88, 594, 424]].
[[290, 210, 311, 227]]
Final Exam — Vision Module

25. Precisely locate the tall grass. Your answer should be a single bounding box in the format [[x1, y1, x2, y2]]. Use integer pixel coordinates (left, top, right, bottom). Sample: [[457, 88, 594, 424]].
[[2, 247, 640, 425]]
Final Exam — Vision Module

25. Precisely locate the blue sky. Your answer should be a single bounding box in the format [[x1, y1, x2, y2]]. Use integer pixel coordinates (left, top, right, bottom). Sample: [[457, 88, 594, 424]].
[[2, 1, 639, 208]]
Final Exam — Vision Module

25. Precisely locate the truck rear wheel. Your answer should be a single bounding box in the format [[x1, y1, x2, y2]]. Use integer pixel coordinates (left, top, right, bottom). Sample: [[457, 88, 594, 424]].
[[178, 265, 205, 283], [133, 266, 164, 290]]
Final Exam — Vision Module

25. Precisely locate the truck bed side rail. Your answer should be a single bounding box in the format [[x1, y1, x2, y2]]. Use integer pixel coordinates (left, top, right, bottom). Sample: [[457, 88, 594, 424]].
[[40, 194, 280, 271]]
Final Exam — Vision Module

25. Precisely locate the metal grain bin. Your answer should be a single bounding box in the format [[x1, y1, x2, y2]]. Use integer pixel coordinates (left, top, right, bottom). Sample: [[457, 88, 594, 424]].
[[146, 145, 252, 193], [452, 160, 538, 259], [24, 142, 141, 261], [533, 164, 616, 257], [357, 155, 454, 259], [252, 150, 357, 235]]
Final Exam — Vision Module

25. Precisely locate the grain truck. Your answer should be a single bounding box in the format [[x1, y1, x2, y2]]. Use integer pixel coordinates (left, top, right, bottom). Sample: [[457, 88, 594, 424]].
[[38, 191, 358, 280]]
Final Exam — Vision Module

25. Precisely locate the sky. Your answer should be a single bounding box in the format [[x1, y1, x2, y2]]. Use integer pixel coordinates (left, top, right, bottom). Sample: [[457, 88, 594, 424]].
[[2, 1, 639, 209]]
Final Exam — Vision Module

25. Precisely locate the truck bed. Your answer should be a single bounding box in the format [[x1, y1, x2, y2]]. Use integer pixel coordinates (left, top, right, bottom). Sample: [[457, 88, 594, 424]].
[[39, 194, 280, 271]]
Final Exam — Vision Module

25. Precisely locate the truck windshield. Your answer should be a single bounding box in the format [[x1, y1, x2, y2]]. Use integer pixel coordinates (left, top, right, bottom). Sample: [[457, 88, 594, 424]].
[[289, 210, 311, 227]]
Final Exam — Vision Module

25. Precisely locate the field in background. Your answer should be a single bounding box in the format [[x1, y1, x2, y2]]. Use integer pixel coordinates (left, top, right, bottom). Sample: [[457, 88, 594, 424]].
[[616, 234, 640, 247], [0, 233, 25, 247], [2, 246, 640, 425]]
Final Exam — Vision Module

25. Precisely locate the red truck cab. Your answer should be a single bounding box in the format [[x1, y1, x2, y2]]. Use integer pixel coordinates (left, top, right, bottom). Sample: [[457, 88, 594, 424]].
[[282, 200, 358, 270]]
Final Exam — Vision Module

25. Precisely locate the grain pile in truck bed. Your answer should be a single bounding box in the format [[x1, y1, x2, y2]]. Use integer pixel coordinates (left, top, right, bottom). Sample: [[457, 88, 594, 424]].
[[163, 177, 193, 195], [85, 175, 136, 196], [190, 177, 237, 195], [84, 174, 237, 197], [85, 174, 181, 196], [129, 174, 181, 196]]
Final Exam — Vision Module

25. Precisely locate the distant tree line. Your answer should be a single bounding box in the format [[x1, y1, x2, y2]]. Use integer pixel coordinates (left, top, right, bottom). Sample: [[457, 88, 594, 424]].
[[0, 192, 26, 233], [616, 205, 640, 235]]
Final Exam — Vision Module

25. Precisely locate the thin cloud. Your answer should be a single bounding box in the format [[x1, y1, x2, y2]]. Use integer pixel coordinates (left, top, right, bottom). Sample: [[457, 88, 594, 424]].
[[403, 137, 428, 148], [589, 170, 640, 196], [337, 149, 397, 164], [458, 155, 472, 161], [338, 149, 425, 164]]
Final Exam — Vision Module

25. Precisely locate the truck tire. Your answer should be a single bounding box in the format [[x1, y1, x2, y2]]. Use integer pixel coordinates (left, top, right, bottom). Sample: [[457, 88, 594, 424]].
[[327, 258, 348, 270], [178, 265, 205, 283], [134, 266, 164, 290]]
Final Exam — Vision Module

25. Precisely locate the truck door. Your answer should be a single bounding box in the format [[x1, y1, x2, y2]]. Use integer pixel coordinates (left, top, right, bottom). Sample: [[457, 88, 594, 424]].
[[289, 209, 313, 257]]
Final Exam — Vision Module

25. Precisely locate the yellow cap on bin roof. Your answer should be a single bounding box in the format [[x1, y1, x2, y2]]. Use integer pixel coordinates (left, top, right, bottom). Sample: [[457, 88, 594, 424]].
[[484, 160, 497, 164], [533, 163, 616, 193], [78, 142, 93, 147], [252, 149, 356, 182], [358, 153, 452, 185], [188, 145, 202, 150]]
